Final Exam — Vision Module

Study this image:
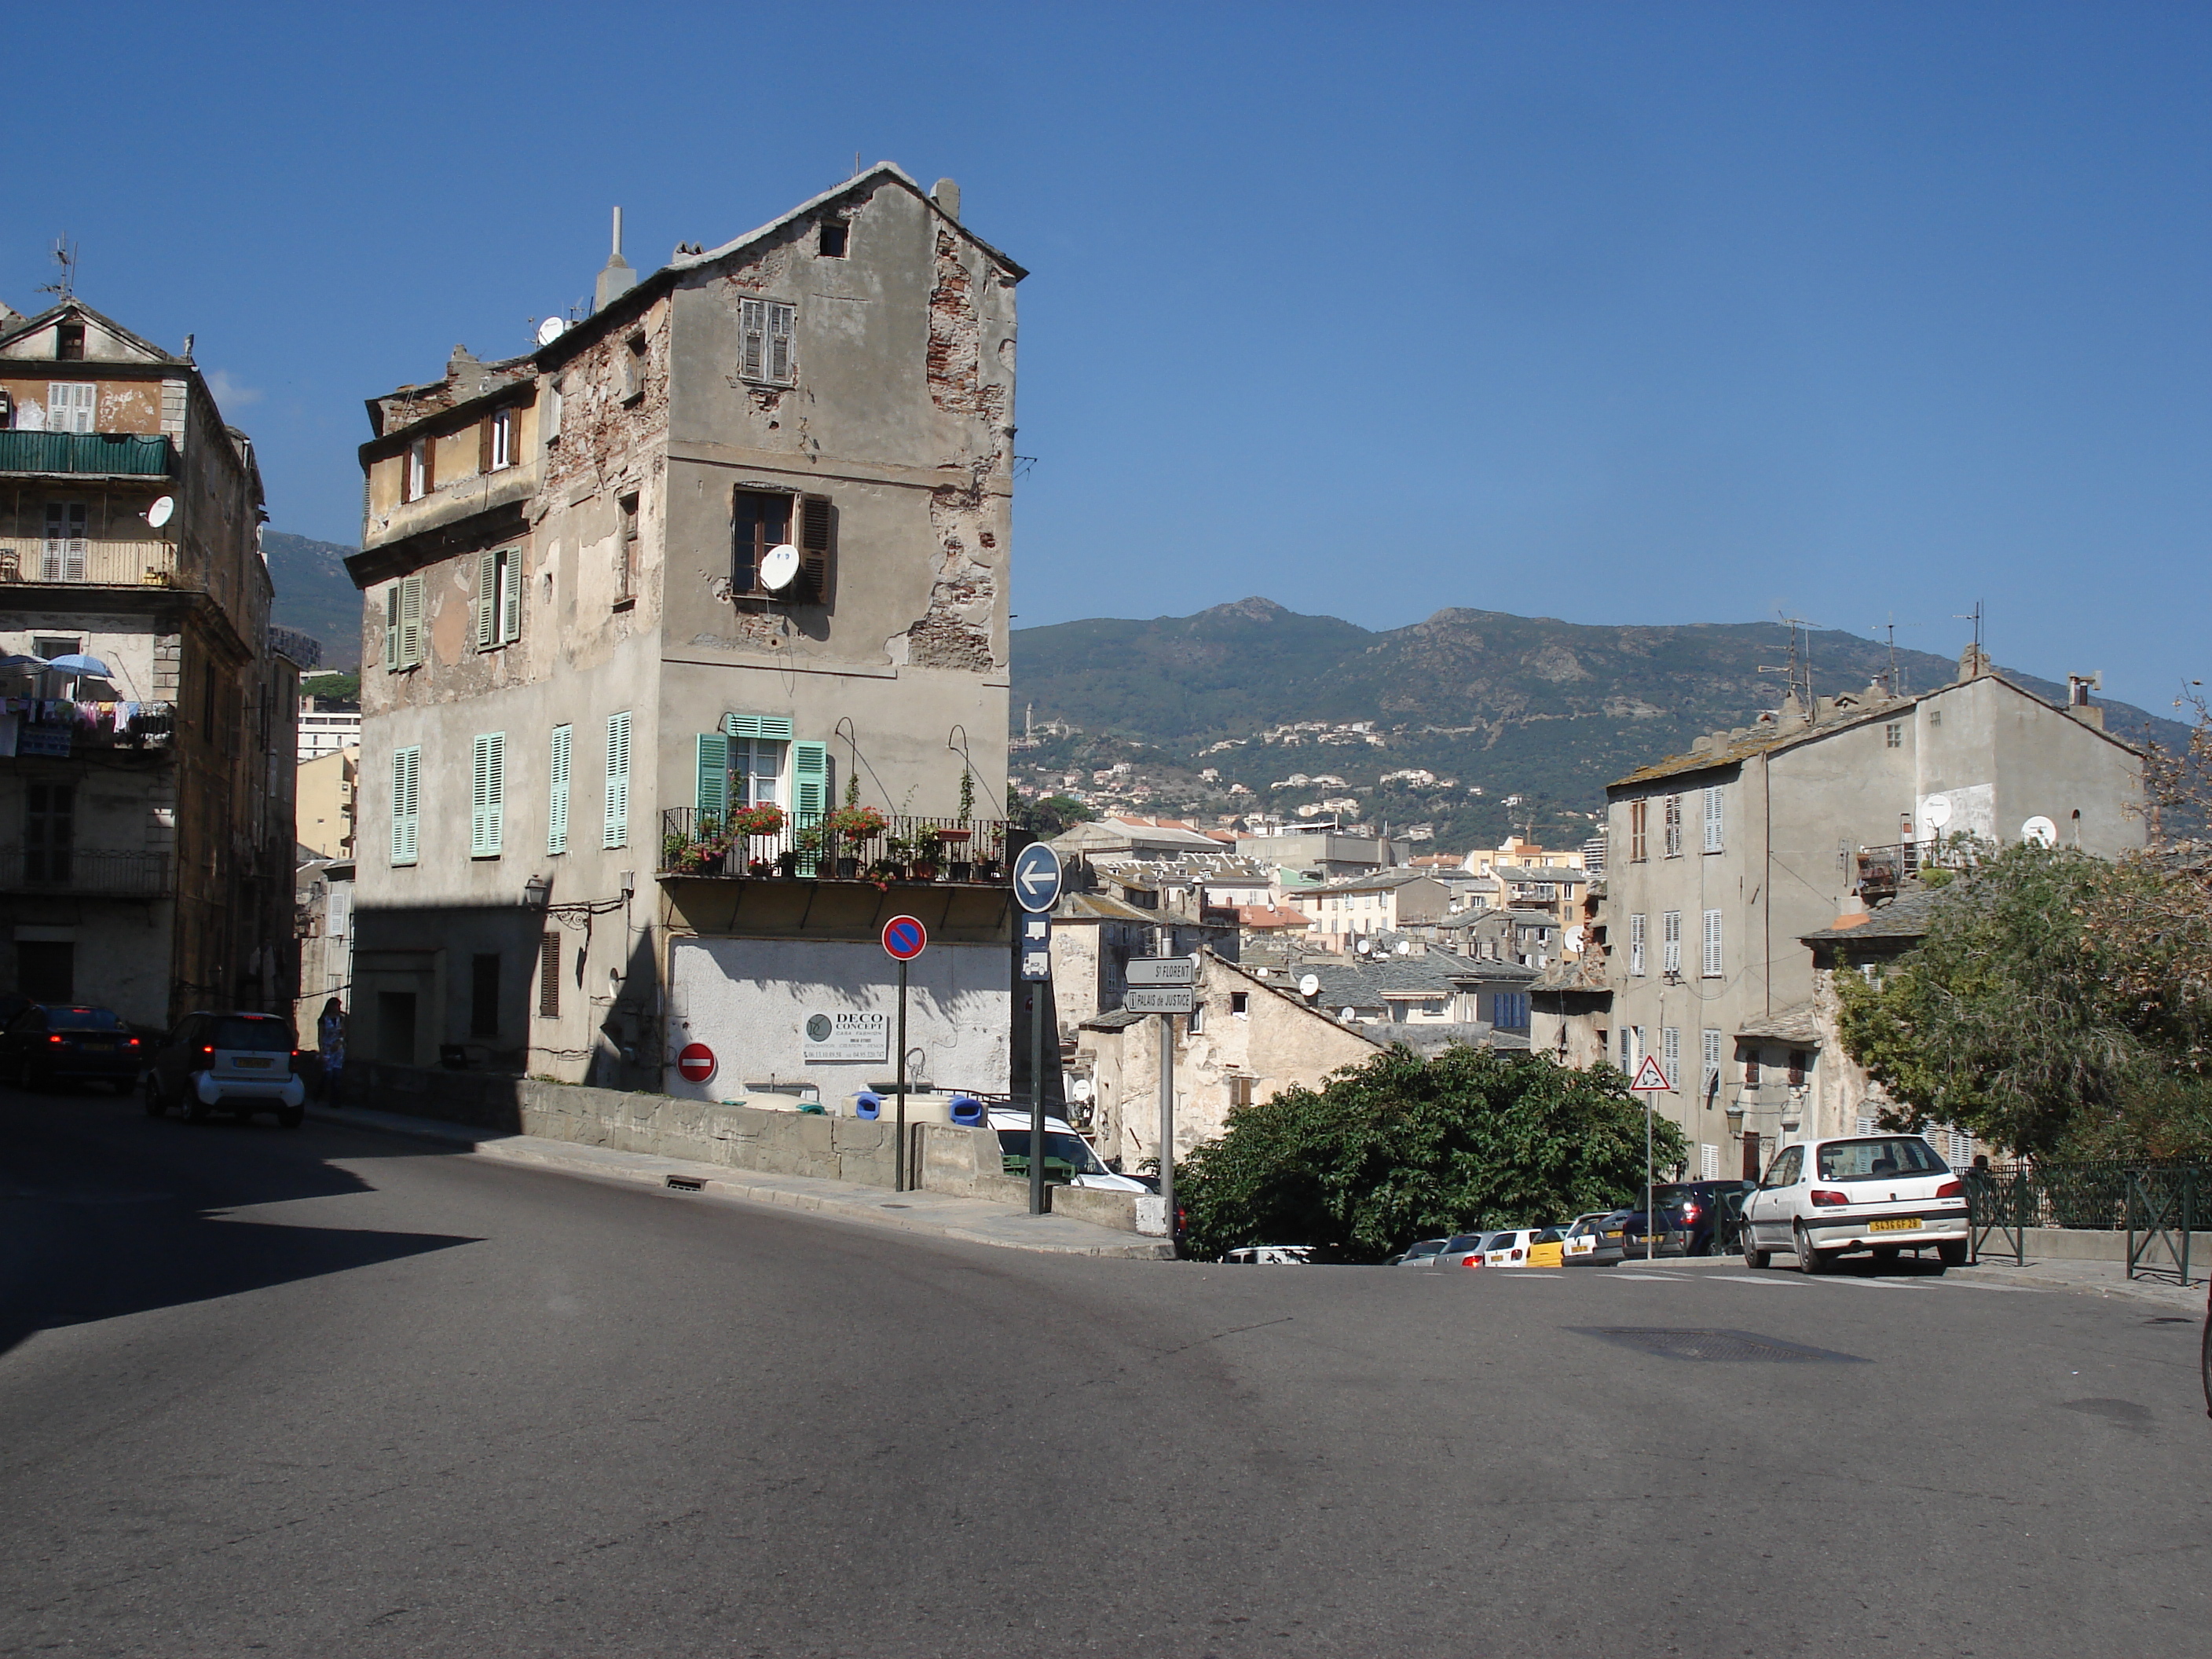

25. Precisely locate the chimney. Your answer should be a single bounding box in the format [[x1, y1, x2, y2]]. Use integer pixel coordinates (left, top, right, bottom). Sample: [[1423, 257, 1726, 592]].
[[2066, 673, 2105, 729], [595, 206, 635, 313], [931, 178, 961, 222], [1957, 643, 1991, 682]]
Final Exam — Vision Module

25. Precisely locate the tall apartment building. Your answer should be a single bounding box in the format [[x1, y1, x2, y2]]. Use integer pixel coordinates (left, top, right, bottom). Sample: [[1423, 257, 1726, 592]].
[[0, 298, 301, 1024], [1592, 651, 2141, 1180], [346, 168, 1020, 1094]]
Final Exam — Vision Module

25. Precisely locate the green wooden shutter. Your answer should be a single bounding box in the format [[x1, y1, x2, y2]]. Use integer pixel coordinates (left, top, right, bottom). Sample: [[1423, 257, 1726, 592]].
[[792, 741, 828, 819], [721, 713, 794, 741], [474, 552, 496, 649], [501, 549, 522, 643], [603, 712, 630, 848], [547, 724, 571, 855], [383, 584, 400, 670], [391, 745, 419, 865], [695, 733, 728, 824], [399, 575, 424, 667]]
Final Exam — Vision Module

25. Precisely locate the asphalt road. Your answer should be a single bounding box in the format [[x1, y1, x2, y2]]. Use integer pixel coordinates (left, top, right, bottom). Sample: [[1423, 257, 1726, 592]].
[[3, 1086, 2207, 1658]]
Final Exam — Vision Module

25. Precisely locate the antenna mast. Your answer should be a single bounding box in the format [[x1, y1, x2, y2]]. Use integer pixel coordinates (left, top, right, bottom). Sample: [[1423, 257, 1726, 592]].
[[1758, 613, 1820, 713], [38, 236, 77, 298]]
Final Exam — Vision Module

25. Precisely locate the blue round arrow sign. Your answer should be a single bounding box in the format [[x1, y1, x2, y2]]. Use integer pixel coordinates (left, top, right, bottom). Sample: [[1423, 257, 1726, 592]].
[[1013, 842, 1064, 914], [882, 914, 928, 961]]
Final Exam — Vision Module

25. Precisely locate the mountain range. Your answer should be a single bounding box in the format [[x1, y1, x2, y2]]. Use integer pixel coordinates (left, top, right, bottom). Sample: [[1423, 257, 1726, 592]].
[[255, 536, 2185, 845]]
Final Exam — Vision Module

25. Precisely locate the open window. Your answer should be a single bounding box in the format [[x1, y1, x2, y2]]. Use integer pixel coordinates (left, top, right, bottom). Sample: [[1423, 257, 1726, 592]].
[[731, 488, 832, 606]]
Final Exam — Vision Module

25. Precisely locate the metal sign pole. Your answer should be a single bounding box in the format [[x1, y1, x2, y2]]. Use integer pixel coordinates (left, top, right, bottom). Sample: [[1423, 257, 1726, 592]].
[[1029, 985, 1046, 1215], [1159, 1010, 1175, 1256], [895, 958, 909, 1193], [1645, 1089, 1654, 1262]]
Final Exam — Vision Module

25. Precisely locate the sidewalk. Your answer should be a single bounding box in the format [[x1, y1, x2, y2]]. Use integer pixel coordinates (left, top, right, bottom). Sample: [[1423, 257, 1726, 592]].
[[1665, 1248, 2208, 1311], [305, 1102, 1174, 1260]]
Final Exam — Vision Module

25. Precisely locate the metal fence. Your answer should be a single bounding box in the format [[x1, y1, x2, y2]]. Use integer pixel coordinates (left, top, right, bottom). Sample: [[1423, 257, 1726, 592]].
[[658, 807, 1015, 884], [1965, 1159, 2210, 1284], [0, 846, 174, 896]]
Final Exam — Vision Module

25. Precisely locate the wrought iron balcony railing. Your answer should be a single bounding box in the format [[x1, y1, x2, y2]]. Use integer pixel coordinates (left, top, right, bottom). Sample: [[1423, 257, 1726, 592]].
[[0, 846, 174, 896], [659, 808, 1014, 884]]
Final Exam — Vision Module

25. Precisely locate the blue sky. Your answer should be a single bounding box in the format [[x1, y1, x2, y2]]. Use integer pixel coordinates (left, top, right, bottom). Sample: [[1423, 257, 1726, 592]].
[[4, 2, 2205, 707]]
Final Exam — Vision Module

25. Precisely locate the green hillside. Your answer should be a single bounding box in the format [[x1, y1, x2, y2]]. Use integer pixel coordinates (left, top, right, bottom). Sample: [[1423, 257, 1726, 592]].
[[266, 531, 361, 669], [1008, 599, 2181, 848]]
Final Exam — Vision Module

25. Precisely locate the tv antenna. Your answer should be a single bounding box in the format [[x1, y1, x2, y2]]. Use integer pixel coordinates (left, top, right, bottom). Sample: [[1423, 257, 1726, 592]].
[[1758, 613, 1820, 713], [1872, 615, 1906, 698], [1954, 600, 1984, 656], [38, 236, 78, 298]]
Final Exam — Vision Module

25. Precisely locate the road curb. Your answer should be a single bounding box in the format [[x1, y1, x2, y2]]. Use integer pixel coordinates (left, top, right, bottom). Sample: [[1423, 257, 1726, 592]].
[[305, 1103, 1174, 1260]]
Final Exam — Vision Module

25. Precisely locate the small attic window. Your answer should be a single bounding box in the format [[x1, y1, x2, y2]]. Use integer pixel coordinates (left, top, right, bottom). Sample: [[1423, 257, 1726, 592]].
[[819, 219, 849, 258], [55, 324, 85, 361]]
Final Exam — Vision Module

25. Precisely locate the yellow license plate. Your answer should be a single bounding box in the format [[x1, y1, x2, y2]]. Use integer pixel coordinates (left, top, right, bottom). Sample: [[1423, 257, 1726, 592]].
[[1866, 1217, 1919, 1232]]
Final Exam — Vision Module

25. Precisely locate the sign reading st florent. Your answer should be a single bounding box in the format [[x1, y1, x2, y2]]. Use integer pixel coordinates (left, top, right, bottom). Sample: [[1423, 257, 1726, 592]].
[[1126, 957, 1197, 987], [803, 1011, 891, 1062]]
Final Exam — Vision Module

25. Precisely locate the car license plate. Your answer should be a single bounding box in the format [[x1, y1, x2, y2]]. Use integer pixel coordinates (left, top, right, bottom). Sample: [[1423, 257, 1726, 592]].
[[232, 1057, 273, 1069], [80, 1041, 114, 1052], [1603, 1230, 1623, 1240], [1867, 1217, 1919, 1232]]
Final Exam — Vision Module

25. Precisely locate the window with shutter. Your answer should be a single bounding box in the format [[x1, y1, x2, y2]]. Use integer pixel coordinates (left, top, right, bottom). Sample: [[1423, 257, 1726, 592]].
[[1702, 1028, 1723, 1097], [603, 712, 630, 848], [390, 746, 420, 866], [46, 383, 95, 434], [397, 575, 424, 668], [1664, 795, 1683, 857], [731, 490, 792, 597], [695, 734, 728, 823], [501, 548, 522, 643], [547, 724, 571, 855], [471, 733, 504, 857], [42, 502, 87, 580], [1662, 910, 1680, 974], [1628, 913, 1646, 977], [767, 305, 793, 383], [538, 932, 562, 1018], [1701, 908, 1723, 978], [1628, 798, 1648, 862], [1663, 1027, 1681, 1091], [738, 298, 796, 386], [383, 584, 400, 669], [1703, 786, 1723, 852], [792, 741, 828, 819]]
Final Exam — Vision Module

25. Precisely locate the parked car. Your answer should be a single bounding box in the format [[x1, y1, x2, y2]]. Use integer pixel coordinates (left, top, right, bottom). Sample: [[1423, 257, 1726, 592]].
[[1648, 1180, 1755, 1256], [1740, 1135, 1971, 1272], [1390, 1239, 1450, 1267], [1225, 1246, 1314, 1265], [1481, 1227, 1565, 1267], [144, 1010, 306, 1126], [985, 1110, 1149, 1192], [1562, 1211, 1627, 1265], [0, 1004, 145, 1092], [1610, 1202, 1690, 1259]]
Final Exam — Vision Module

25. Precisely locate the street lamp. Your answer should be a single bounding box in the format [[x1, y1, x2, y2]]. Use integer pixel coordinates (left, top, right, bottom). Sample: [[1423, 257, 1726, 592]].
[[522, 873, 551, 906]]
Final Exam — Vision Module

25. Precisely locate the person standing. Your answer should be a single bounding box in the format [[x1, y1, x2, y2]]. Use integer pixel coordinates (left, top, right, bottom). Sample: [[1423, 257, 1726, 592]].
[[317, 998, 346, 1104]]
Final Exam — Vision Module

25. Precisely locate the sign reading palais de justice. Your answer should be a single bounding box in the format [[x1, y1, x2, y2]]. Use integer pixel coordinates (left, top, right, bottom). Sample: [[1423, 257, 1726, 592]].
[[802, 1011, 890, 1062]]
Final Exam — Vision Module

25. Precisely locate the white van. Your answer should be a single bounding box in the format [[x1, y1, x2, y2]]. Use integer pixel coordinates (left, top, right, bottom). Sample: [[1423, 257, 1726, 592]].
[[984, 1108, 1150, 1192]]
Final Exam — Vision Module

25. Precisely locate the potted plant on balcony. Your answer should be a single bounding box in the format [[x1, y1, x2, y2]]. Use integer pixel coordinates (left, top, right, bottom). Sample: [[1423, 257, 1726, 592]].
[[827, 801, 887, 880], [793, 822, 825, 878], [899, 833, 939, 883]]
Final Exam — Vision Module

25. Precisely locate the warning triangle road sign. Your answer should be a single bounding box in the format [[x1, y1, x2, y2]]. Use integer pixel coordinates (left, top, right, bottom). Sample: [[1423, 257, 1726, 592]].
[[1630, 1055, 1672, 1093]]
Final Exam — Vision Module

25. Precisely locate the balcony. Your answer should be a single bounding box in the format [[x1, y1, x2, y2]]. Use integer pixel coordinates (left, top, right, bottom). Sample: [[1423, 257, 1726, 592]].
[[659, 808, 1015, 884], [0, 432, 175, 478], [0, 537, 177, 587], [0, 847, 173, 897], [7, 703, 175, 756]]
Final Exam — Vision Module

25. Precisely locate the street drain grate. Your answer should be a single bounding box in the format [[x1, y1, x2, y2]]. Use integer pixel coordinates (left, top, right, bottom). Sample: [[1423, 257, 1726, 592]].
[[1572, 1328, 1869, 1364], [665, 1175, 705, 1192]]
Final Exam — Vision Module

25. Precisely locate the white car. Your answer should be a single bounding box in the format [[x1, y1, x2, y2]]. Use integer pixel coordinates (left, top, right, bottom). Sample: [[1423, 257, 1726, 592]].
[[1481, 1228, 1551, 1267], [1226, 1246, 1313, 1265], [1740, 1135, 1971, 1273], [984, 1110, 1150, 1192]]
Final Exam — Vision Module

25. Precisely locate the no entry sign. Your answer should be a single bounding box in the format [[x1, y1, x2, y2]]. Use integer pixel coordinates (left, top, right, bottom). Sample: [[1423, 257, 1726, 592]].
[[677, 1042, 716, 1083], [882, 915, 928, 961]]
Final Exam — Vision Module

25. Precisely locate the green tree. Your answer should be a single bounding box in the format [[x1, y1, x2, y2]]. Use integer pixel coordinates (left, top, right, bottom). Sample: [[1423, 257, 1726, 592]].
[[1833, 842, 2137, 1155], [1176, 1045, 1685, 1262], [1006, 786, 1095, 837]]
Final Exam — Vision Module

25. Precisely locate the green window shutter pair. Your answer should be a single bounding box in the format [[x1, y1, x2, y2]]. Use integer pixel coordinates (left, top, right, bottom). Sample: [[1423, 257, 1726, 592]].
[[390, 746, 420, 865], [385, 575, 424, 669], [471, 733, 505, 856], [548, 725, 571, 855], [603, 712, 631, 848]]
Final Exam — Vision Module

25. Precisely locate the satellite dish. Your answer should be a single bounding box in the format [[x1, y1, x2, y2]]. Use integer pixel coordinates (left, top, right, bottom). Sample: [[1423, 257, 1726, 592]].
[[2021, 815, 2058, 847], [1298, 974, 1320, 998], [1922, 794, 1953, 830], [1564, 925, 1585, 956], [1340, 1007, 1357, 1023], [536, 317, 568, 346], [758, 543, 801, 591], [146, 496, 175, 529], [1354, 938, 1371, 955]]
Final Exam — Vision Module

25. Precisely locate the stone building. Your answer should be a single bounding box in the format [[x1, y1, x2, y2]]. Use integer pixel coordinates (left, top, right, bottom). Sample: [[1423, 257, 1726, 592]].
[[296, 744, 357, 859], [0, 297, 299, 1026], [345, 168, 1021, 1095], [1599, 652, 2141, 1181]]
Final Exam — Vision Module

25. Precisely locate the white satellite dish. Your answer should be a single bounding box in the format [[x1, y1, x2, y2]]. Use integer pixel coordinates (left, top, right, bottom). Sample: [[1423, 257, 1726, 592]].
[[758, 543, 801, 591], [146, 496, 175, 529], [536, 317, 568, 346], [1340, 1007, 1357, 1022], [1298, 973, 1320, 998], [1922, 794, 1953, 830], [2020, 815, 2058, 847], [1564, 925, 1585, 956]]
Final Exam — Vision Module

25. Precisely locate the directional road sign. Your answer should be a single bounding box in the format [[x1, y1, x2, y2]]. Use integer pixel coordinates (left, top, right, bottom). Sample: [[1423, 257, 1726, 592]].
[[881, 915, 928, 961], [1013, 841, 1063, 914], [1125, 987, 1196, 1015], [1629, 1055, 1672, 1092], [1125, 956, 1197, 987]]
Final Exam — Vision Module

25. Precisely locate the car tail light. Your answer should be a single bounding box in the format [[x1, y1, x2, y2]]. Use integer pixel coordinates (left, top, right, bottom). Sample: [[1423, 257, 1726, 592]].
[[1463, 1255, 1483, 1269], [46, 1035, 64, 1046], [125, 1037, 141, 1048], [1679, 1203, 1701, 1220], [199, 1045, 214, 1060], [1811, 1189, 1850, 1207], [1936, 1179, 1963, 1198]]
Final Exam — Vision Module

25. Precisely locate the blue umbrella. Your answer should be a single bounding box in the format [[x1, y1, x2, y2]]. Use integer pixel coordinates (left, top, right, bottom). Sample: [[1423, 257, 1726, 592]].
[[46, 654, 112, 678]]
